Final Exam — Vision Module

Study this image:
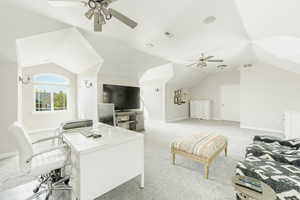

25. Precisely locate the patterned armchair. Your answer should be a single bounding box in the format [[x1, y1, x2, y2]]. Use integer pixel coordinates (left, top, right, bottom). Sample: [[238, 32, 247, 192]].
[[235, 135, 300, 200]]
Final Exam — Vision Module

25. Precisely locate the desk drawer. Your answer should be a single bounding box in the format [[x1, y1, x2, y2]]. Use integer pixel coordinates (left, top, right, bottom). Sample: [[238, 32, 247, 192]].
[[79, 139, 144, 200]]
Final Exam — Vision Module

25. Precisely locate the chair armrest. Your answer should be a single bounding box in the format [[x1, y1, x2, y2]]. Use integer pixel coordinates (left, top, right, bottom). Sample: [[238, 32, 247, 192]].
[[26, 144, 68, 164], [32, 135, 62, 145]]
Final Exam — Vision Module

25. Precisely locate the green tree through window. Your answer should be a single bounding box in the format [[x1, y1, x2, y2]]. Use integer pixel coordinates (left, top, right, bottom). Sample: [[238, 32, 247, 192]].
[[54, 91, 67, 111]]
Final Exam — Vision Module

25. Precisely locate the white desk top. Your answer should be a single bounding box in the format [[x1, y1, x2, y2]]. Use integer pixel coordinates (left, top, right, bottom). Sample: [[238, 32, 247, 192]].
[[63, 124, 144, 155]]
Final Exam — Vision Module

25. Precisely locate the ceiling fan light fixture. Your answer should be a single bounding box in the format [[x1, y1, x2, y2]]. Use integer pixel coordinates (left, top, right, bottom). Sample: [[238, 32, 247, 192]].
[[100, 12, 106, 24], [101, 7, 112, 20], [85, 8, 95, 20], [94, 11, 102, 32], [198, 63, 206, 68], [51, 0, 138, 32]]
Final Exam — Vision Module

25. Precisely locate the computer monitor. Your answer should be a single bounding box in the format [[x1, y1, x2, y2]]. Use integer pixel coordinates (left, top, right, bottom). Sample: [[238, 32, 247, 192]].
[[98, 103, 116, 126]]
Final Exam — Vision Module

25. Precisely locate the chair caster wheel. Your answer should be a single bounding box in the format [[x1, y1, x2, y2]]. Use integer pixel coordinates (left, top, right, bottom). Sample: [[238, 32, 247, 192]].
[[45, 191, 51, 200], [64, 178, 70, 185], [33, 187, 39, 193]]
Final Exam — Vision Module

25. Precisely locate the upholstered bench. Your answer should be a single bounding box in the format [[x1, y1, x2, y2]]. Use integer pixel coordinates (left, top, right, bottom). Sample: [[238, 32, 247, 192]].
[[171, 134, 228, 179]]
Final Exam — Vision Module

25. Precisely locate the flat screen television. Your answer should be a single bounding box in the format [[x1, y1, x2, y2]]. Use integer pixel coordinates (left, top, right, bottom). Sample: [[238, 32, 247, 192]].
[[103, 84, 140, 111]]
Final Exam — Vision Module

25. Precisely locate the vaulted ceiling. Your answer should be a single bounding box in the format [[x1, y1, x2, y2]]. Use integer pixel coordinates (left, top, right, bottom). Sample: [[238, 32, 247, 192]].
[[1, 0, 300, 86], [5, 0, 249, 62]]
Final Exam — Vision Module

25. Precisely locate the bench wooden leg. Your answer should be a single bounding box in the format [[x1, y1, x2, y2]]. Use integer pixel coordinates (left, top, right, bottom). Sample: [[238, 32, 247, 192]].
[[140, 173, 144, 189], [172, 152, 176, 165], [225, 144, 228, 157], [204, 164, 209, 179]]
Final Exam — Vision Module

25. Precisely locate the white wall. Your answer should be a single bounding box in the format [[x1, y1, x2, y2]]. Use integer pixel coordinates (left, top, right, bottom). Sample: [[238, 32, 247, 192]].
[[165, 84, 190, 122], [140, 82, 190, 122], [140, 80, 166, 121], [190, 70, 240, 121], [139, 64, 174, 121], [22, 63, 77, 131], [77, 65, 100, 124], [240, 63, 300, 132], [0, 61, 18, 156]]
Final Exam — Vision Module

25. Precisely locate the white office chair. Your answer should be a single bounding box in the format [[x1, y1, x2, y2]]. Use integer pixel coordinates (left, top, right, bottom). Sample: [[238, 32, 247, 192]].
[[9, 122, 72, 200]]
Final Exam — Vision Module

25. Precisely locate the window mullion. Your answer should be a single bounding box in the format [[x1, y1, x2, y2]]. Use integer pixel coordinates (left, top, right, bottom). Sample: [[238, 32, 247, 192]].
[[51, 92, 54, 112]]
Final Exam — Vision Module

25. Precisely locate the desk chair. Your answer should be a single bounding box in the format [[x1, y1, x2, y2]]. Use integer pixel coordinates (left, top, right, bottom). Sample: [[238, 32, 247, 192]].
[[9, 122, 71, 200]]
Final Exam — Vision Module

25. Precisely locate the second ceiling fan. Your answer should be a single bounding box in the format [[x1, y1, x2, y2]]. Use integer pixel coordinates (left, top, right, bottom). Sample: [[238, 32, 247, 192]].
[[187, 53, 224, 68], [48, 0, 138, 32]]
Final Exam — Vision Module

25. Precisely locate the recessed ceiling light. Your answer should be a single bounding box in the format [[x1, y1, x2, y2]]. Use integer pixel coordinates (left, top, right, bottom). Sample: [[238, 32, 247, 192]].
[[145, 43, 154, 48], [164, 32, 174, 38], [203, 16, 217, 24]]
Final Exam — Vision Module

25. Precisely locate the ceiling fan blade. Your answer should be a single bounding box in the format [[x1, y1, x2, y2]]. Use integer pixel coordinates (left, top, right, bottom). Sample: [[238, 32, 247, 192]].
[[85, 8, 94, 20], [103, 0, 118, 4], [205, 56, 214, 60], [108, 8, 138, 29], [207, 59, 224, 62], [48, 0, 86, 7]]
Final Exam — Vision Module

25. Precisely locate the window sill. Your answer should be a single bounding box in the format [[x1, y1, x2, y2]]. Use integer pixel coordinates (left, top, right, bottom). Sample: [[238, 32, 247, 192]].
[[32, 110, 70, 115]]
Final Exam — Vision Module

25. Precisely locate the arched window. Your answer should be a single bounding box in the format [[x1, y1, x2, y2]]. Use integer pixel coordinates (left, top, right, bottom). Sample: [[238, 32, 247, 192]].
[[33, 74, 69, 112]]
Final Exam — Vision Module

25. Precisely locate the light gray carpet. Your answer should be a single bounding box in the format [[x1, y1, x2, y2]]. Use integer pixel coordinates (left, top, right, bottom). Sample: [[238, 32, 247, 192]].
[[0, 120, 283, 200]]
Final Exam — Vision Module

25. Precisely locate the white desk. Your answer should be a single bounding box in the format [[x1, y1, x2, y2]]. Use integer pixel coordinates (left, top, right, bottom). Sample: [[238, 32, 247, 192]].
[[63, 124, 144, 200]]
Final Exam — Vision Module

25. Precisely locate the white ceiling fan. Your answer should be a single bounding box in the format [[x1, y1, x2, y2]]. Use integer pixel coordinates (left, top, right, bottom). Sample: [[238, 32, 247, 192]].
[[48, 0, 138, 32], [186, 53, 224, 68], [216, 64, 228, 70]]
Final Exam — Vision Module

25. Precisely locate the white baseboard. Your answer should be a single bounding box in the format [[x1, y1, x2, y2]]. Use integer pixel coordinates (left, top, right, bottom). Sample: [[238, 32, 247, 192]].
[[0, 152, 17, 160], [240, 125, 283, 134], [212, 118, 222, 121], [166, 116, 189, 123]]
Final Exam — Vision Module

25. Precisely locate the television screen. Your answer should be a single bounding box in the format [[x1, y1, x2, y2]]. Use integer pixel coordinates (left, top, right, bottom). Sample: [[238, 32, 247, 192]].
[[103, 84, 140, 111]]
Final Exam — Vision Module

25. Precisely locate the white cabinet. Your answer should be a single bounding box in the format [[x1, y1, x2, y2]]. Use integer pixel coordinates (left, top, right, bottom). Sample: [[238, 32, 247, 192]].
[[285, 111, 300, 139], [190, 100, 211, 120]]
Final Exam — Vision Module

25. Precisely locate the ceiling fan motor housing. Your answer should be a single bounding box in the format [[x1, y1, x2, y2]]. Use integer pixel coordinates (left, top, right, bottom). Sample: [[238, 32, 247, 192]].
[[88, 0, 107, 9]]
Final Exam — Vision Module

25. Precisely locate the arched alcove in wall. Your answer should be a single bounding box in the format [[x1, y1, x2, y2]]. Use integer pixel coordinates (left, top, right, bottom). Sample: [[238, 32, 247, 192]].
[[139, 63, 174, 121], [16, 28, 103, 131]]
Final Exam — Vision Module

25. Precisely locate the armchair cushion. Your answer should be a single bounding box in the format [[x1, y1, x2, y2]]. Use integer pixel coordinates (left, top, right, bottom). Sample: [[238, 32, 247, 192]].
[[281, 139, 300, 149], [254, 136, 300, 149], [246, 142, 300, 167], [253, 135, 283, 144], [236, 156, 300, 200]]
